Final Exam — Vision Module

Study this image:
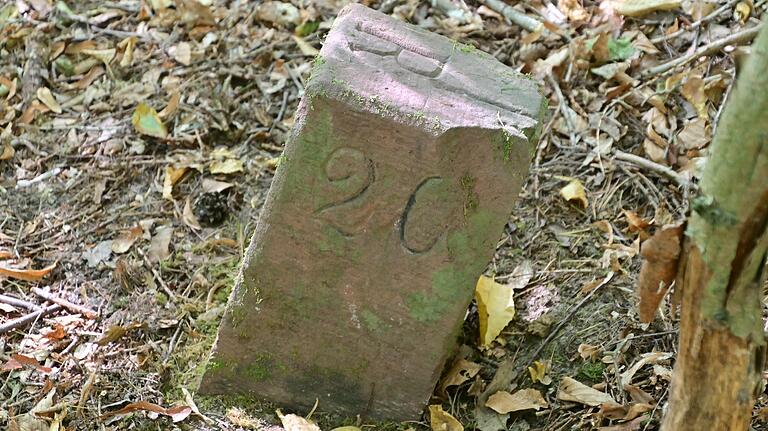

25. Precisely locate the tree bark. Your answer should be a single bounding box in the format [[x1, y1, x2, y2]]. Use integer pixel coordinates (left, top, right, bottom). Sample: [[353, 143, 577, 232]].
[[661, 24, 768, 430]]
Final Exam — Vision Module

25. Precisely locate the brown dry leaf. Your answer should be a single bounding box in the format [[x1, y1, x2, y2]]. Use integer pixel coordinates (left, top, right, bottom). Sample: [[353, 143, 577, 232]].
[[557, 377, 616, 406], [558, 0, 590, 22], [277, 410, 321, 431], [226, 407, 262, 429], [159, 92, 181, 119], [15, 388, 55, 431], [486, 389, 548, 413], [622, 210, 652, 233], [36, 87, 62, 114], [162, 165, 188, 200], [6, 353, 53, 373], [100, 401, 191, 423], [1, 142, 14, 160], [677, 117, 710, 150], [119, 36, 138, 67], [624, 384, 655, 404], [148, 225, 173, 262], [74, 66, 105, 90], [0, 262, 56, 281], [681, 74, 708, 119], [621, 352, 672, 386], [183, 198, 202, 230], [599, 402, 653, 421], [559, 179, 588, 208], [637, 223, 684, 323], [528, 360, 552, 385], [612, 0, 681, 16], [429, 405, 463, 431], [439, 358, 482, 394], [578, 343, 602, 361], [112, 226, 143, 254], [475, 275, 516, 346]]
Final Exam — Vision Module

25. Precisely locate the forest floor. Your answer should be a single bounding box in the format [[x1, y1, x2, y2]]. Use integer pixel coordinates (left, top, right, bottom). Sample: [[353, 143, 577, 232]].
[[0, 0, 766, 430]]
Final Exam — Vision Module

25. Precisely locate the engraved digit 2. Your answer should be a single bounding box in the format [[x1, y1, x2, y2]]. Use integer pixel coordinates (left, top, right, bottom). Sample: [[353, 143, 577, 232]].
[[316, 148, 375, 235]]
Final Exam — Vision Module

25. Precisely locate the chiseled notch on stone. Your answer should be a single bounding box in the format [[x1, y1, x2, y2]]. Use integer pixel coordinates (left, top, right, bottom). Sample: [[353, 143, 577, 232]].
[[199, 3, 546, 421]]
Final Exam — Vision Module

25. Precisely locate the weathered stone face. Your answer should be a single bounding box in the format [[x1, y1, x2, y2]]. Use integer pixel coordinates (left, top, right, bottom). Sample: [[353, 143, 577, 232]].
[[199, 4, 545, 420]]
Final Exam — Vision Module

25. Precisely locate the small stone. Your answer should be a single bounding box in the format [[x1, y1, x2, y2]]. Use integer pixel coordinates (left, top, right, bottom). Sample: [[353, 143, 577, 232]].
[[193, 192, 228, 226]]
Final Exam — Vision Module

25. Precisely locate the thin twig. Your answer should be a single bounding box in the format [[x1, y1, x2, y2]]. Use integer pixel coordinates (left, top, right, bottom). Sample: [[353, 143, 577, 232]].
[[643, 24, 763, 76], [614, 150, 690, 188], [479, 0, 562, 39], [651, 0, 738, 44], [137, 249, 177, 302], [15, 167, 62, 189], [31, 287, 98, 319], [0, 294, 41, 311], [0, 304, 62, 334]]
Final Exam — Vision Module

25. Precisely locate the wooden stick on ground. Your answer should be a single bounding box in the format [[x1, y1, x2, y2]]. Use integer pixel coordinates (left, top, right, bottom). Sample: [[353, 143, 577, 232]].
[[479, 0, 560, 38], [0, 304, 62, 335], [31, 287, 98, 319], [0, 294, 41, 311], [643, 24, 763, 76], [614, 150, 690, 188]]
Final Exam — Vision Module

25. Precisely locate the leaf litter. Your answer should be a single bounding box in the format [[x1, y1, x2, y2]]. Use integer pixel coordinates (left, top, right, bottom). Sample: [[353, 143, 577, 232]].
[[0, 0, 763, 429]]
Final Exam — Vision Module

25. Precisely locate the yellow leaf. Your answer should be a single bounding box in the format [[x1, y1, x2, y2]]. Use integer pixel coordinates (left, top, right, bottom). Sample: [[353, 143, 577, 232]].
[[36, 87, 62, 114], [474, 275, 515, 347], [162, 165, 188, 200], [292, 35, 320, 56], [527, 360, 552, 385], [486, 389, 548, 413], [118, 36, 137, 67], [210, 158, 244, 174], [559, 179, 588, 208], [0, 142, 14, 160], [428, 405, 463, 431], [734, 1, 750, 23], [331, 427, 363, 431], [132, 103, 168, 139]]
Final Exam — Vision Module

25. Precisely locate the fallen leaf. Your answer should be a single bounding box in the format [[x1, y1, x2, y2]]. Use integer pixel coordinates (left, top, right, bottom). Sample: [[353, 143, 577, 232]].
[[439, 358, 482, 394], [559, 179, 588, 208], [578, 343, 602, 361], [0, 262, 56, 281], [475, 275, 516, 346], [734, 1, 750, 23], [486, 389, 548, 413], [0, 303, 18, 313], [6, 354, 52, 373], [210, 158, 244, 174], [36, 87, 62, 114], [82, 48, 116, 65], [82, 240, 113, 267], [16, 388, 55, 431], [429, 404, 463, 431], [170, 42, 192, 65], [622, 210, 652, 233], [202, 178, 234, 193], [162, 165, 188, 200], [528, 360, 552, 385], [257, 1, 300, 27], [132, 103, 168, 139], [624, 384, 655, 404], [112, 226, 143, 254], [159, 92, 181, 119], [681, 74, 708, 119], [507, 260, 534, 290], [100, 401, 191, 423], [148, 225, 173, 262], [557, 377, 616, 406], [292, 35, 319, 56], [331, 427, 362, 431], [277, 410, 321, 431], [183, 198, 202, 230], [620, 352, 672, 387], [677, 117, 710, 150], [637, 223, 684, 323], [612, 0, 681, 16], [0, 142, 14, 160]]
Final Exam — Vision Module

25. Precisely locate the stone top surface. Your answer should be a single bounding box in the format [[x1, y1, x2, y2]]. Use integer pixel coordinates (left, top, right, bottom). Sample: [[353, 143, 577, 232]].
[[310, 3, 545, 139]]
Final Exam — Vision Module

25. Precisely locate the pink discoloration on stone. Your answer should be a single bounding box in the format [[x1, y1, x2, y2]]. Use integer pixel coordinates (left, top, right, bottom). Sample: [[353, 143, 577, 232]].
[[200, 4, 545, 421]]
